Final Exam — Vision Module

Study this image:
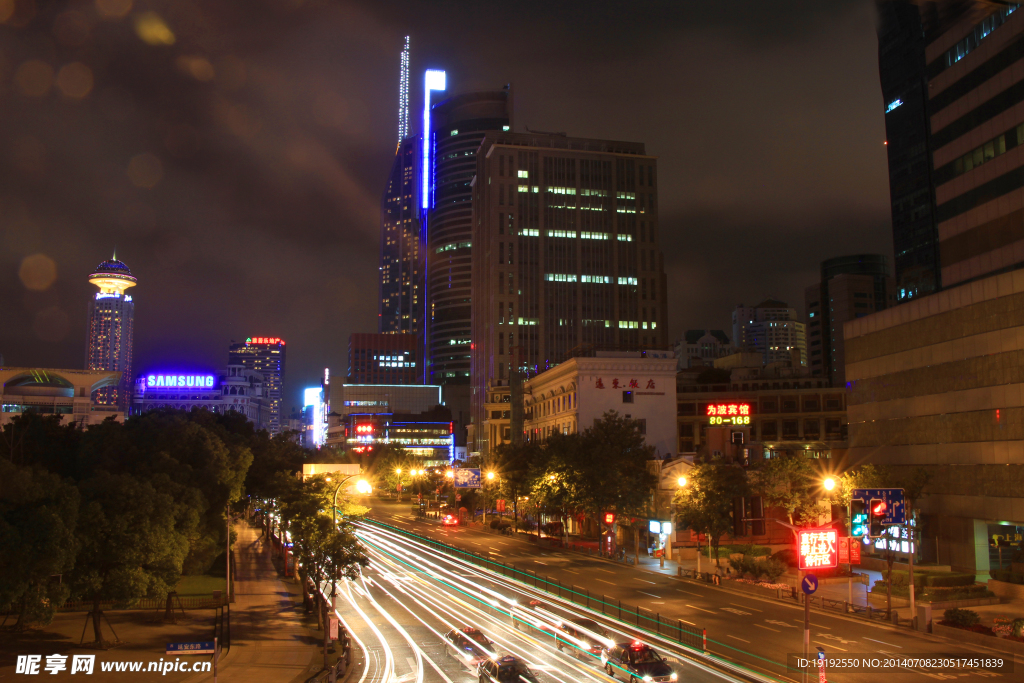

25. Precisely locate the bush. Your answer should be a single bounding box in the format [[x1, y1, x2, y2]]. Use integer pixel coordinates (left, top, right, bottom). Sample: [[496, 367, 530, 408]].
[[991, 570, 1024, 585], [772, 549, 798, 567], [489, 519, 512, 530], [728, 555, 787, 583], [883, 570, 977, 589], [541, 522, 563, 536], [872, 582, 992, 601], [702, 544, 771, 558], [943, 608, 980, 628]]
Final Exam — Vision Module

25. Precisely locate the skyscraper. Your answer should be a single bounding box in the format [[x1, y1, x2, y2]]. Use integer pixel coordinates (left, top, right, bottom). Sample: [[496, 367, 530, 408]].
[[804, 254, 895, 386], [86, 255, 136, 409], [469, 131, 667, 453], [731, 299, 806, 367], [877, 0, 942, 302], [424, 87, 512, 434], [228, 337, 286, 435], [347, 332, 418, 384]]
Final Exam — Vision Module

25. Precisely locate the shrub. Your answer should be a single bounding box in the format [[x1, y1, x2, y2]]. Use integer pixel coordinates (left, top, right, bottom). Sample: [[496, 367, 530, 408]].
[[759, 557, 787, 582], [729, 554, 787, 583], [991, 570, 1024, 585], [943, 608, 980, 628], [883, 570, 976, 589], [772, 549, 798, 568]]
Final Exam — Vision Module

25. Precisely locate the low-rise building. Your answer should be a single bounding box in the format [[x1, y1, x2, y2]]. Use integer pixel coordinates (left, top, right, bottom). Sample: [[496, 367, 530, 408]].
[[674, 329, 734, 369], [1, 367, 124, 427], [325, 406, 454, 464], [131, 364, 273, 430], [522, 351, 678, 458], [481, 380, 512, 454]]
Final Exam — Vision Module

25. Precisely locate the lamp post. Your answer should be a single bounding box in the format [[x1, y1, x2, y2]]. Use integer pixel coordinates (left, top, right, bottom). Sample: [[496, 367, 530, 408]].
[[323, 474, 371, 672], [677, 476, 693, 573]]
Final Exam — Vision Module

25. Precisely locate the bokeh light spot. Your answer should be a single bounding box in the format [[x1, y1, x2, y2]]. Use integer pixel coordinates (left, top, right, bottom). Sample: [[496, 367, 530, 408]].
[[127, 153, 163, 188], [176, 55, 215, 82], [33, 306, 71, 343], [134, 11, 175, 45], [14, 60, 54, 97], [56, 62, 94, 99], [95, 0, 132, 19], [19, 253, 58, 291]]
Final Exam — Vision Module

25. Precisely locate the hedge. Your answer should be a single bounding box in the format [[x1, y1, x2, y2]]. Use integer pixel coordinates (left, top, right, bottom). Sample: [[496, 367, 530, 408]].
[[871, 582, 992, 601], [701, 544, 771, 558], [883, 570, 976, 588], [991, 570, 1024, 585]]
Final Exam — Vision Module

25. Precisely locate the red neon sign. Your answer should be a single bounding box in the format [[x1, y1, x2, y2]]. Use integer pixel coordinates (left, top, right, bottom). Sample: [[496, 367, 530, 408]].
[[246, 337, 285, 345], [706, 403, 750, 417], [603, 512, 616, 525], [355, 424, 373, 435], [798, 528, 838, 570]]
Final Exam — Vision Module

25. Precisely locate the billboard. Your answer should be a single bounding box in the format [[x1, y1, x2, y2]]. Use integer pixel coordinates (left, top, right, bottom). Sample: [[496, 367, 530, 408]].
[[452, 468, 481, 488], [798, 528, 838, 570]]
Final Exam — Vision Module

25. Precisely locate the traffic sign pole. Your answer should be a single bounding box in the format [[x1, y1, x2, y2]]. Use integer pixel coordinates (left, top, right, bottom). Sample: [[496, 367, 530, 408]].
[[803, 598, 810, 683]]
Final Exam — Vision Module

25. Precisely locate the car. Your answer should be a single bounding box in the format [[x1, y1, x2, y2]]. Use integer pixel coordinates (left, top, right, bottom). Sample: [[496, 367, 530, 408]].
[[555, 618, 611, 660], [478, 655, 540, 683], [444, 627, 495, 667], [442, 514, 458, 526], [601, 640, 677, 682]]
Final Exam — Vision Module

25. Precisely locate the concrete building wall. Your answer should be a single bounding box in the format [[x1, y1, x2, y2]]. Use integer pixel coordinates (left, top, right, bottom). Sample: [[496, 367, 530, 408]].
[[844, 268, 1024, 576]]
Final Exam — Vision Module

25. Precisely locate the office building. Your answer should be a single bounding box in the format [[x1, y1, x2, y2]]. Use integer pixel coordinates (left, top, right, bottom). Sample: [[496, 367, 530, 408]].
[[329, 382, 442, 417], [731, 299, 807, 367], [228, 336, 285, 434], [521, 352, 678, 458], [325, 407, 454, 463], [347, 332, 418, 384], [425, 87, 513, 434], [469, 131, 668, 454], [877, 0, 942, 301], [805, 255, 896, 386], [379, 136, 424, 337], [674, 329, 733, 369], [85, 255, 136, 410], [131, 366, 273, 429], [1, 367, 124, 427]]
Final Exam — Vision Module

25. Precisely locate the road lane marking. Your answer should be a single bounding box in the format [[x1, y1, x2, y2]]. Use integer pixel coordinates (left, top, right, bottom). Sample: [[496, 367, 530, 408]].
[[534, 561, 548, 565], [596, 579, 616, 585], [816, 641, 846, 652], [675, 589, 700, 596], [637, 591, 661, 599], [864, 637, 901, 648], [594, 568, 615, 574], [732, 603, 761, 611], [563, 569, 580, 574], [726, 635, 750, 643], [721, 607, 751, 616], [686, 604, 716, 614], [765, 620, 795, 628], [792, 619, 830, 629], [635, 579, 656, 584], [679, 618, 696, 626], [754, 624, 780, 632]]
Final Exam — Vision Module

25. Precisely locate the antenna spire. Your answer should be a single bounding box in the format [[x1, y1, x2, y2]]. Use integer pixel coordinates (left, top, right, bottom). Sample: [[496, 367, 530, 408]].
[[397, 35, 410, 151]]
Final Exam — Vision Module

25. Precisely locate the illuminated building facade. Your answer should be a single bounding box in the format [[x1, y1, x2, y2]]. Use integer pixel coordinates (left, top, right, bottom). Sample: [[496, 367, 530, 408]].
[[85, 256, 136, 410], [469, 132, 667, 454], [329, 408, 454, 463], [1, 367, 124, 427], [131, 365, 273, 429], [380, 137, 424, 337], [731, 299, 807, 367], [228, 337, 285, 434], [348, 333, 418, 384], [425, 87, 512, 435]]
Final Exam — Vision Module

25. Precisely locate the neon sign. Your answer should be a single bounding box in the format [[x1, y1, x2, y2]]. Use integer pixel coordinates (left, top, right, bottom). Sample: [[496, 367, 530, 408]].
[[355, 424, 373, 435], [798, 528, 838, 570], [246, 337, 285, 345], [707, 403, 751, 425], [146, 374, 215, 388]]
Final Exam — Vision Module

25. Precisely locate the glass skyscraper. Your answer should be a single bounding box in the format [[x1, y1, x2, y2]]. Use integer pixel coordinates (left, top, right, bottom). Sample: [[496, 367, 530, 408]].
[[86, 256, 137, 410], [228, 337, 286, 435]]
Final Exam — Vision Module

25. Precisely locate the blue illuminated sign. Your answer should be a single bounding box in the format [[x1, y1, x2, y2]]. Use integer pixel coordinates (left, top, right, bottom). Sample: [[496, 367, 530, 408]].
[[422, 69, 446, 210], [885, 98, 903, 113], [146, 374, 215, 389], [452, 468, 481, 488]]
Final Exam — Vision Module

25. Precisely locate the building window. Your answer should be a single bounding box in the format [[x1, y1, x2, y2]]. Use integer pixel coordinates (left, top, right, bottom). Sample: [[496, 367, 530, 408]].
[[635, 418, 646, 435], [760, 420, 777, 440], [622, 391, 634, 403], [760, 398, 777, 413], [804, 419, 820, 440], [782, 420, 799, 439]]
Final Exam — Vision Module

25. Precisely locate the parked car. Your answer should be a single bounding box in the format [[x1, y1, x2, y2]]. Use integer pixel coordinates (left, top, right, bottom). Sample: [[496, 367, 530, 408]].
[[478, 655, 540, 683], [444, 627, 494, 667], [555, 618, 611, 660], [601, 640, 676, 682]]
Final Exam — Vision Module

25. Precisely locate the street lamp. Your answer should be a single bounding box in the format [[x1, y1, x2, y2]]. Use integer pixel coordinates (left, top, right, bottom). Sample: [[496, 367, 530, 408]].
[[823, 477, 835, 491], [677, 476, 687, 487], [323, 473, 370, 671]]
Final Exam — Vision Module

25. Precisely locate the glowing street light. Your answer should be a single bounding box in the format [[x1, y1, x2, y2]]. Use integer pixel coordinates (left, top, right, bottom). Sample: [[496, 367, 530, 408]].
[[445, 470, 455, 479], [823, 477, 835, 491], [355, 479, 372, 495], [486, 471, 495, 480], [396, 467, 403, 475], [677, 476, 687, 487]]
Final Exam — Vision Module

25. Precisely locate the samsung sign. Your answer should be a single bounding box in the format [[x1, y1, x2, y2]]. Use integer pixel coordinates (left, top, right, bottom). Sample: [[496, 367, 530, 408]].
[[146, 374, 215, 388]]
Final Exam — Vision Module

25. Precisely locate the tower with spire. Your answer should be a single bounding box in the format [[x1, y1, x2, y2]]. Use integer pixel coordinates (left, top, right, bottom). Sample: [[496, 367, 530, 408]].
[[86, 252, 137, 410]]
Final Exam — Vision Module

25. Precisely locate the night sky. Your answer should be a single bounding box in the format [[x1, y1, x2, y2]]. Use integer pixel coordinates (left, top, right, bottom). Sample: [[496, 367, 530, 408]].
[[0, 0, 892, 408]]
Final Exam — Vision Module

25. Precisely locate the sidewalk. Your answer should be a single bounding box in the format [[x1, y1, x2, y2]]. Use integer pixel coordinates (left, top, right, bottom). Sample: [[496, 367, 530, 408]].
[[185, 521, 321, 683]]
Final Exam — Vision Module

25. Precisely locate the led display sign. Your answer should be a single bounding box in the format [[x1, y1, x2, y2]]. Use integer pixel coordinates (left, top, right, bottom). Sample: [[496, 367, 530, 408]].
[[422, 69, 446, 210], [355, 424, 373, 435], [246, 337, 285, 345], [798, 528, 838, 570], [146, 374, 215, 388], [707, 403, 751, 425], [602, 512, 616, 525]]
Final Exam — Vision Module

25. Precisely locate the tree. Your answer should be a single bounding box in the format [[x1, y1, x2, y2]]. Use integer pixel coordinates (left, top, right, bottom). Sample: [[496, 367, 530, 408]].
[[748, 450, 823, 528], [492, 441, 542, 532], [369, 444, 416, 494], [674, 456, 748, 567], [530, 432, 585, 544], [68, 472, 196, 646], [0, 459, 79, 629]]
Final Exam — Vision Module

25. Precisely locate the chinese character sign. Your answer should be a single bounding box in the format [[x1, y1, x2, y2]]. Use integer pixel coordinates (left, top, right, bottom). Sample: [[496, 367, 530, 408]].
[[798, 528, 838, 569], [706, 402, 752, 425]]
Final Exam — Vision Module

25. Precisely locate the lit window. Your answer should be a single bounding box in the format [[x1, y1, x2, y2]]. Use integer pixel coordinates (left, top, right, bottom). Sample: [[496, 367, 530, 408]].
[[517, 170, 528, 178]]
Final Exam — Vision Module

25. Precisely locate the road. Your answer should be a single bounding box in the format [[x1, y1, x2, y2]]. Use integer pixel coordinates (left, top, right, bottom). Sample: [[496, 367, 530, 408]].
[[329, 520, 746, 683], [358, 500, 1016, 683]]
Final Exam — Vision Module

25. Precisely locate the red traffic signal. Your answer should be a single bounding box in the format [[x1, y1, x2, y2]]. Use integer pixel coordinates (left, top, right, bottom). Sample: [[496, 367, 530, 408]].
[[869, 498, 885, 536], [603, 512, 616, 525]]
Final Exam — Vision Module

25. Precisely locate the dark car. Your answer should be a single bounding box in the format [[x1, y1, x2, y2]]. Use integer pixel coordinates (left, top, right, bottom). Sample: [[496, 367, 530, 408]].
[[444, 627, 494, 667], [478, 655, 540, 683], [555, 618, 611, 660], [602, 641, 677, 682]]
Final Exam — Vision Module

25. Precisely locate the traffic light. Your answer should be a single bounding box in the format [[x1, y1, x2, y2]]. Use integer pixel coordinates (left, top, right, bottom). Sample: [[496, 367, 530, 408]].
[[603, 512, 616, 525], [869, 499, 886, 537], [850, 499, 868, 537]]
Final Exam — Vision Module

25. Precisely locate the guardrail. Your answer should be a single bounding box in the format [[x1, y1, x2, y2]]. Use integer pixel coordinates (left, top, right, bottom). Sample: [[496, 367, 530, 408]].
[[57, 596, 227, 612]]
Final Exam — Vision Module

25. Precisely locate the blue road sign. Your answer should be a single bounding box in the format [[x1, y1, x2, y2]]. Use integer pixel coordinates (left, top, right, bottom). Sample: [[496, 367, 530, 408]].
[[851, 488, 905, 525], [166, 641, 215, 655], [452, 468, 482, 489], [801, 575, 819, 595]]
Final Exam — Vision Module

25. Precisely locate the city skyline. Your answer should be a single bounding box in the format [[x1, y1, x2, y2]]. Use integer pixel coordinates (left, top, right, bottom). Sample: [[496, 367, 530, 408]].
[[1, 0, 892, 407]]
